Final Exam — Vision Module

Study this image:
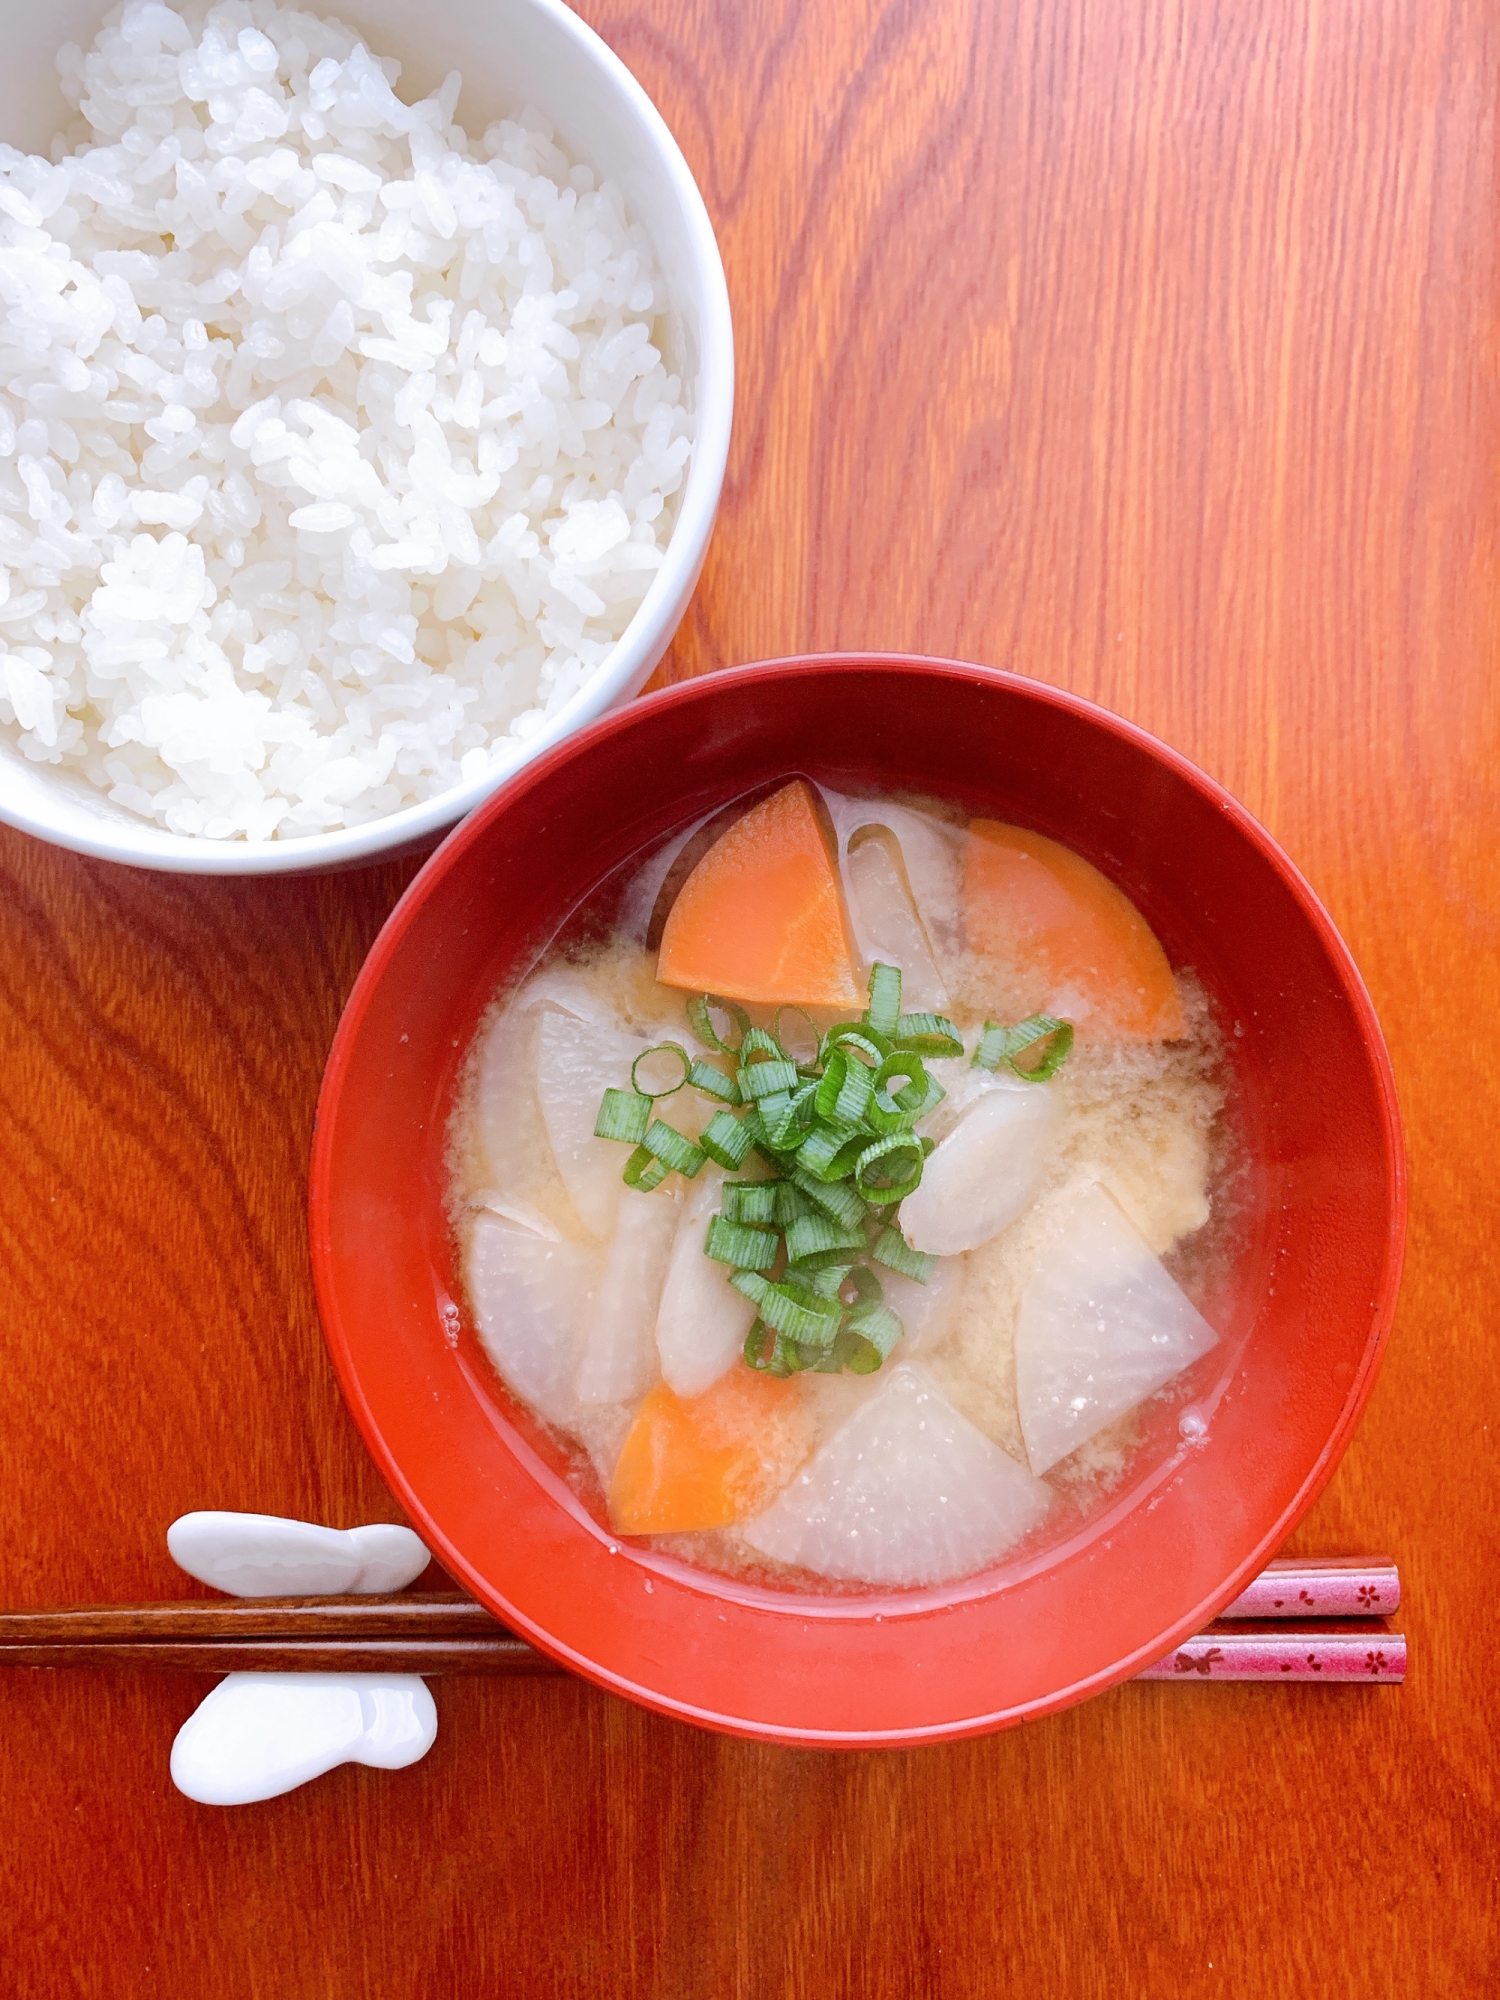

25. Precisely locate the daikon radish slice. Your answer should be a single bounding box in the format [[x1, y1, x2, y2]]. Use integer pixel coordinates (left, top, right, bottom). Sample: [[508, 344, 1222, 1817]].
[[876, 1256, 964, 1357], [965, 820, 1185, 1040], [741, 1364, 1050, 1586], [1015, 1182, 1218, 1475], [656, 780, 861, 1006], [842, 829, 949, 1012], [467, 1213, 597, 1429], [575, 1186, 681, 1404], [656, 1168, 758, 1398], [899, 1081, 1058, 1254], [609, 1368, 812, 1534], [820, 790, 965, 988], [536, 1008, 652, 1239]]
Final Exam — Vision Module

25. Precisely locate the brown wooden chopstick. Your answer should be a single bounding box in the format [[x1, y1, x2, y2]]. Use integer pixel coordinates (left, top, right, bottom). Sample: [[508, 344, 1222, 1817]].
[[0, 1559, 1404, 1683]]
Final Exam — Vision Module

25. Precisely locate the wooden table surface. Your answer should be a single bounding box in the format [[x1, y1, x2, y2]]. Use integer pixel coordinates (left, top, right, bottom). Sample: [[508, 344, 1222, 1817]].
[[2, 1, 1496, 1993]]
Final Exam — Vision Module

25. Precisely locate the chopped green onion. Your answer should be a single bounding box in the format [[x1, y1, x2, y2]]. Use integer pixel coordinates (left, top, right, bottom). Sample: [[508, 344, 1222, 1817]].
[[737, 1058, 801, 1101], [871, 1226, 936, 1283], [730, 1272, 843, 1347], [743, 1320, 799, 1376], [757, 1082, 818, 1149], [817, 1022, 890, 1069], [892, 1013, 964, 1058], [722, 1180, 779, 1225], [844, 1264, 885, 1303], [642, 1120, 705, 1178], [594, 1088, 651, 1145], [806, 1263, 852, 1297], [1005, 1015, 1075, 1080], [704, 1213, 779, 1268], [773, 1180, 814, 1228], [853, 1133, 925, 1202], [630, 1042, 691, 1098], [698, 1110, 756, 1169], [905, 1071, 947, 1122], [739, 1025, 785, 1061], [688, 1058, 740, 1104], [784, 1212, 865, 1265], [866, 962, 902, 1038], [787, 1164, 868, 1230], [796, 1123, 868, 1182], [873, 1050, 927, 1109], [770, 1006, 822, 1065], [832, 1054, 873, 1127], [972, 1020, 1007, 1072], [687, 993, 751, 1055], [842, 1300, 904, 1372], [622, 1145, 669, 1192]]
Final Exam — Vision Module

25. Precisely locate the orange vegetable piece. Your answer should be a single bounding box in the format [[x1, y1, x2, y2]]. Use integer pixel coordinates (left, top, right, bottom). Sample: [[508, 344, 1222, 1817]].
[[657, 779, 861, 1007], [609, 1367, 812, 1535], [964, 820, 1184, 1040]]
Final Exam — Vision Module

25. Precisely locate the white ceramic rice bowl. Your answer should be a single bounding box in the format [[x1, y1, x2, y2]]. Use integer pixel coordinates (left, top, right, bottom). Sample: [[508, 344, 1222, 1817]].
[[0, 0, 732, 873]]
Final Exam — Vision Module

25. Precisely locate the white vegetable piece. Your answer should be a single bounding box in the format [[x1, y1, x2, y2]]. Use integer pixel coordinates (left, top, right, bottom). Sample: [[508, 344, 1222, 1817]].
[[741, 1364, 1051, 1586], [876, 1256, 963, 1357], [467, 1211, 596, 1428], [656, 1168, 758, 1397], [575, 1187, 681, 1404], [819, 791, 965, 997], [166, 1513, 430, 1598], [536, 1008, 655, 1238], [899, 1081, 1058, 1255], [171, 1674, 436, 1807], [841, 832, 950, 1013], [1014, 1182, 1219, 1475]]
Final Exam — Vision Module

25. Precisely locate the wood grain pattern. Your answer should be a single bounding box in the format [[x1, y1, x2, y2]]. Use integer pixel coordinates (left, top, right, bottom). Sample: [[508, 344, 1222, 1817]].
[[1, 0, 1498, 1993]]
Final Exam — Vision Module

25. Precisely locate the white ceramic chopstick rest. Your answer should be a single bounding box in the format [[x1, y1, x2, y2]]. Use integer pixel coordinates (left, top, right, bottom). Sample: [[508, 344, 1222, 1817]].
[[165, 1511, 436, 1805], [170, 1674, 437, 1806], [166, 1511, 430, 1597]]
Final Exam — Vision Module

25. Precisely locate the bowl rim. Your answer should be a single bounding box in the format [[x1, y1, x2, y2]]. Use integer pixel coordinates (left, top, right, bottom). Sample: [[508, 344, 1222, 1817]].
[[0, 0, 734, 877], [310, 653, 1408, 1743]]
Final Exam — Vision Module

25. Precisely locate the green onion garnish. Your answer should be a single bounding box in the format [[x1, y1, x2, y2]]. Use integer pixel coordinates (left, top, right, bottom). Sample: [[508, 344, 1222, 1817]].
[[972, 1020, 1006, 1072], [594, 1088, 651, 1145], [866, 962, 902, 1038], [698, 1110, 756, 1169], [1005, 1015, 1075, 1080], [641, 1120, 706, 1178], [892, 1012, 964, 1058], [806, 1263, 852, 1297], [853, 1133, 925, 1203], [722, 1180, 779, 1225], [687, 993, 751, 1055], [817, 1022, 890, 1069], [871, 1226, 935, 1283], [841, 1299, 904, 1372], [729, 1271, 844, 1347], [796, 1123, 868, 1183], [737, 1058, 800, 1100], [688, 1058, 740, 1104], [784, 1211, 865, 1265], [770, 1006, 822, 1066], [772, 1180, 814, 1228], [786, 1163, 868, 1230], [631, 1042, 691, 1097], [844, 1264, 884, 1303], [739, 1025, 784, 1061], [743, 1320, 808, 1376], [704, 1214, 779, 1268], [622, 1145, 669, 1192]]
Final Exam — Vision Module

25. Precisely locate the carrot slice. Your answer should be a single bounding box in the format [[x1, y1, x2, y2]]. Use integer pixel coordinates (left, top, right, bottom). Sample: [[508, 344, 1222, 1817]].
[[608, 1367, 812, 1535], [657, 780, 861, 1007], [964, 820, 1184, 1040]]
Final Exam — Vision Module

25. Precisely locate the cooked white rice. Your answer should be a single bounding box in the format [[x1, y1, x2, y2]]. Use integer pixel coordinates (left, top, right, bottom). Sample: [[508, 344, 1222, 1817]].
[[0, 0, 693, 839]]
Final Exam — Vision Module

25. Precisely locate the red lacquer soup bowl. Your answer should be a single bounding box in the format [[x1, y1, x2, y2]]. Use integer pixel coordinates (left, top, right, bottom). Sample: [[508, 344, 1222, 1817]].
[[309, 656, 1405, 1746]]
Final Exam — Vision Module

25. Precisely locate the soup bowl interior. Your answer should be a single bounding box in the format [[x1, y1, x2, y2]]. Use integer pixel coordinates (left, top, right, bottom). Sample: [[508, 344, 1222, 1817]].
[[0, 0, 732, 875], [310, 657, 1404, 1745]]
